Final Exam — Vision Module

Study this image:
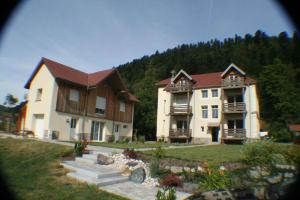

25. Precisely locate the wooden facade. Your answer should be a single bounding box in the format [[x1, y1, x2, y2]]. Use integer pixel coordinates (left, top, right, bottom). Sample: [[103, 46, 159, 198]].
[[56, 80, 133, 123]]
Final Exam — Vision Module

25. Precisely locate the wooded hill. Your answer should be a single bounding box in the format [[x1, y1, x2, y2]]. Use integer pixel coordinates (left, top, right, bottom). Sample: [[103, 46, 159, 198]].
[[118, 30, 300, 141]]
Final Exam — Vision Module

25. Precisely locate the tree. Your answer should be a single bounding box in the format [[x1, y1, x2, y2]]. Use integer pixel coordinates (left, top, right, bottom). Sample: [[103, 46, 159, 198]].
[[258, 60, 300, 141], [3, 94, 18, 107]]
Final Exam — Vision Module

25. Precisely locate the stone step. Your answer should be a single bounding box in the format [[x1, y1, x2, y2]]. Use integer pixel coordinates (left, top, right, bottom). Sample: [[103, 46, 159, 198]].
[[61, 161, 122, 178], [67, 172, 129, 187], [76, 157, 97, 164], [82, 153, 98, 160]]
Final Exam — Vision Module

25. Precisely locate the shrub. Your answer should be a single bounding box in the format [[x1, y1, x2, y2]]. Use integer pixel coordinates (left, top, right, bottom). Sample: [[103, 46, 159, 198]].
[[123, 148, 137, 159], [280, 144, 300, 166], [199, 166, 232, 190], [154, 146, 165, 160], [74, 139, 88, 156], [160, 174, 182, 188], [156, 187, 176, 200], [241, 140, 285, 171], [150, 159, 160, 178]]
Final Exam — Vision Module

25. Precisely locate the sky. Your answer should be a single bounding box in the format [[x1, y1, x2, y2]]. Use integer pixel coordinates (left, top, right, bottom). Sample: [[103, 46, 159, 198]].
[[0, 0, 295, 105]]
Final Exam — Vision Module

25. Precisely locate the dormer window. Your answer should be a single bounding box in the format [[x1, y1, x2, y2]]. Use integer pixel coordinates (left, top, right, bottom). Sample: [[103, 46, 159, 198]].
[[36, 88, 42, 101]]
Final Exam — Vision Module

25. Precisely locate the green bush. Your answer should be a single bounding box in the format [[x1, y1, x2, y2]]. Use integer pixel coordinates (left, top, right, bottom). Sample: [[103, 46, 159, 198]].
[[241, 140, 281, 171], [198, 166, 232, 190], [150, 158, 160, 178], [156, 187, 176, 200], [74, 140, 88, 156]]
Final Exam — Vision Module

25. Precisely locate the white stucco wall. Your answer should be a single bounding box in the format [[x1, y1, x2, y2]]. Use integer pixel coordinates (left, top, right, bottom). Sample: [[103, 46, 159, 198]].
[[24, 64, 56, 138], [156, 87, 171, 139]]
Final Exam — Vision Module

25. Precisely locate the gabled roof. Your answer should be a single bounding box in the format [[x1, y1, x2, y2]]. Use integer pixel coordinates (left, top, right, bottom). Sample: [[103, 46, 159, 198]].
[[24, 57, 138, 102], [157, 71, 255, 89], [173, 69, 193, 82], [221, 63, 246, 77]]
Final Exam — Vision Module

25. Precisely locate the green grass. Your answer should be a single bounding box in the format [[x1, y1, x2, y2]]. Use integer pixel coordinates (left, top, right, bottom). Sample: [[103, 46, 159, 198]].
[[0, 138, 127, 200], [142, 144, 244, 165]]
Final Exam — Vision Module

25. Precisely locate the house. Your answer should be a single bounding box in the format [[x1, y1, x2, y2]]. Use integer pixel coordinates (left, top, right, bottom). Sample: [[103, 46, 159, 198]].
[[156, 63, 260, 144], [23, 57, 138, 141]]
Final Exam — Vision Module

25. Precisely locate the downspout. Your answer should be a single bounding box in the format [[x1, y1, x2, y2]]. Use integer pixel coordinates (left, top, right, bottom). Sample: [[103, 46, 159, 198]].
[[248, 85, 252, 140], [112, 94, 115, 142], [82, 86, 89, 140]]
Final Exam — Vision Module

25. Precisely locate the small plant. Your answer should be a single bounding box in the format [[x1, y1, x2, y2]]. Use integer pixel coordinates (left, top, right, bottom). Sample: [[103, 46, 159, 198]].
[[156, 187, 176, 200], [150, 159, 160, 178], [123, 148, 137, 159], [199, 165, 232, 190], [160, 174, 182, 188], [138, 135, 145, 143], [154, 146, 165, 160], [74, 139, 88, 156]]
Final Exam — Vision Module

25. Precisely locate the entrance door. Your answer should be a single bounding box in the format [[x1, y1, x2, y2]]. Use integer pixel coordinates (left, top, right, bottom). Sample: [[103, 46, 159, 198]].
[[211, 127, 219, 142], [69, 118, 77, 140], [114, 124, 120, 141], [35, 115, 44, 139], [91, 121, 103, 141]]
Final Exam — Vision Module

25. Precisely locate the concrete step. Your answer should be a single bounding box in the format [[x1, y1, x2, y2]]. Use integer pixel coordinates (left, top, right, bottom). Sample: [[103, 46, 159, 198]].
[[67, 172, 129, 187], [76, 157, 97, 165], [82, 153, 98, 160], [61, 161, 122, 178]]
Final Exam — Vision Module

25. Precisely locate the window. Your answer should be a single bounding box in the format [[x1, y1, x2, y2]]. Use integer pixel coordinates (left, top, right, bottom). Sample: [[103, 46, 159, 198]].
[[211, 89, 218, 97], [212, 105, 218, 118], [120, 100, 125, 112], [202, 105, 208, 118], [201, 126, 204, 132], [228, 119, 244, 129], [202, 90, 208, 98], [36, 88, 42, 101], [123, 125, 127, 129], [70, 118, 77, 128], [163, 100, 166, 113], [176, 120, 187, 130], [69, 89, 79, 102], [95, 96, 106, 115]]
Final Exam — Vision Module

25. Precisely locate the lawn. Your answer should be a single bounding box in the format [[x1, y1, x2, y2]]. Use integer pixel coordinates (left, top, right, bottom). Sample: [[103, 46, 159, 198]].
[[0, 138, 127, 200], [141, 144, 244, 165]]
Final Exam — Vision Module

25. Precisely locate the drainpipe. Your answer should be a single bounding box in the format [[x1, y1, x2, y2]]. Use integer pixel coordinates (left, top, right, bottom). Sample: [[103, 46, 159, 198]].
[[248, 85, 252, 140], [82, 86, 89, 140]]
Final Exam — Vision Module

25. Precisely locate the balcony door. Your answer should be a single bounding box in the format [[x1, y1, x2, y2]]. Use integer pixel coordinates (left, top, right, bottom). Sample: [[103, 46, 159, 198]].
[[91, 121, 104, 141], [228, 95, 243, 104], [173, 95, 188, 105], [177, 120, 187, 132], [228, 119, 243, 129]]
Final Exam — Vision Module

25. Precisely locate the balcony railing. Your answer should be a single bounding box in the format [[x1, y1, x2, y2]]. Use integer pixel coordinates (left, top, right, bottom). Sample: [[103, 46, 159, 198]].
[[170, 105, 192, 115], [221, 78, 245, 88], [222, 102, 246, 113], [168, 84, 192, 93], [223, 128, 246, 138], [169, 129, 192, 138]]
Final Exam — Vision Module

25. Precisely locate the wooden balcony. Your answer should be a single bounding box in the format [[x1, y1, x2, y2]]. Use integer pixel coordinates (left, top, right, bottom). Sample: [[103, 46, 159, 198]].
[[168, 84, 192, 93], [222, 102, 246, 113], [170, 105, 192, 115], [169, 129, 192, 138], [221, 78, 245, 89], [223, 128, 246, 139]]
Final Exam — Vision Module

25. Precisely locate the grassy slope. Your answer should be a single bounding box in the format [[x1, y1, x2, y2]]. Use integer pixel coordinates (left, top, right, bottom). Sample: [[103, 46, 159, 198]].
[[142, 144, 244, 165], [0, 138, 127, 200]]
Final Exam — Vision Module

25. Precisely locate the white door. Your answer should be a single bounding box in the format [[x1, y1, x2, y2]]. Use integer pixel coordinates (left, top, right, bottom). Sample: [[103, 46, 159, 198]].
[[35, 115, 44, 139], [70, 118, 77, 140], [91, 121, 103, 141], [114, 124, 120, 141]]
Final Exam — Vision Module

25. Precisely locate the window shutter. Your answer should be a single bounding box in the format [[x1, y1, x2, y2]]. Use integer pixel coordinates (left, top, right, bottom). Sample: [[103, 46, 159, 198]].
[[96, 96, 106, 109]]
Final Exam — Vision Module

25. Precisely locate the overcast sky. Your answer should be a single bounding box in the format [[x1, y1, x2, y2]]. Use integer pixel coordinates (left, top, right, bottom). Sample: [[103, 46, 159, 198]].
[[0, 0, 295, 104]]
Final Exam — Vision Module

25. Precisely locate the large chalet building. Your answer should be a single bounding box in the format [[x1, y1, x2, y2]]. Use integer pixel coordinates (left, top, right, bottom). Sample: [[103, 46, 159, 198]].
[[156, 64, 260, 143], [22, 57, 138, 141]]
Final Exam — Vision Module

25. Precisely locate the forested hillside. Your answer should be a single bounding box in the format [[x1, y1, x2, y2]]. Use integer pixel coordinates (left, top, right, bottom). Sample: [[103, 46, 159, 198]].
[[118, 30, 300, 141]]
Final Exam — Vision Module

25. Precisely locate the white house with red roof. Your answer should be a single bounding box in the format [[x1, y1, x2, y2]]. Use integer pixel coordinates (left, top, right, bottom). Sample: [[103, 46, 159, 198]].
[[156, 64, 260, 144], [23, 57, 138, 141]]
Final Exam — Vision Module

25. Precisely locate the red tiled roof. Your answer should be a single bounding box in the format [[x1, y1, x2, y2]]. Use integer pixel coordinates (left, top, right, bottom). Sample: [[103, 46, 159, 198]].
[[289, 124, 300, 131], [157, 71, 255, 89], [24, 57, 138, 102]]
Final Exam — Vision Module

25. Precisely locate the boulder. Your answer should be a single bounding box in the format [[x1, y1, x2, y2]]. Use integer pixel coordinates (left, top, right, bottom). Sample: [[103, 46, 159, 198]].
[[97, 154, 114, 165], [130, 167, 146, 183], [170, 166, 183, 173]]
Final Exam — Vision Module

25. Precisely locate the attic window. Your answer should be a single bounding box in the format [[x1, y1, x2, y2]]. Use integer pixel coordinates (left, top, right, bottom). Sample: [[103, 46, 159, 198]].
[[36, 88, 42, 101]]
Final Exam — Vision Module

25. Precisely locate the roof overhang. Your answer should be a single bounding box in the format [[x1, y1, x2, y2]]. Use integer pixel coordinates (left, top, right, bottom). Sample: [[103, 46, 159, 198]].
[[173, 69, 193, 82], [221, 63, 246, 78]]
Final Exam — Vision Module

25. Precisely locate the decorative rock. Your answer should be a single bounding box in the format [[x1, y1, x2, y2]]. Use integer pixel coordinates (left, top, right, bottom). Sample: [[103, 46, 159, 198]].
[[170, 166, 183, 173], [127, 161, 138, 167], [284, 172, 294, 178], [267, 173, 282, 184], [197, 166, 204, 172], [183, 167, 191, 172], [129, 167, 146, 183], [97, 154, 114, 165], [219, 166, 226, 171], [190, 168, 195, 173]]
